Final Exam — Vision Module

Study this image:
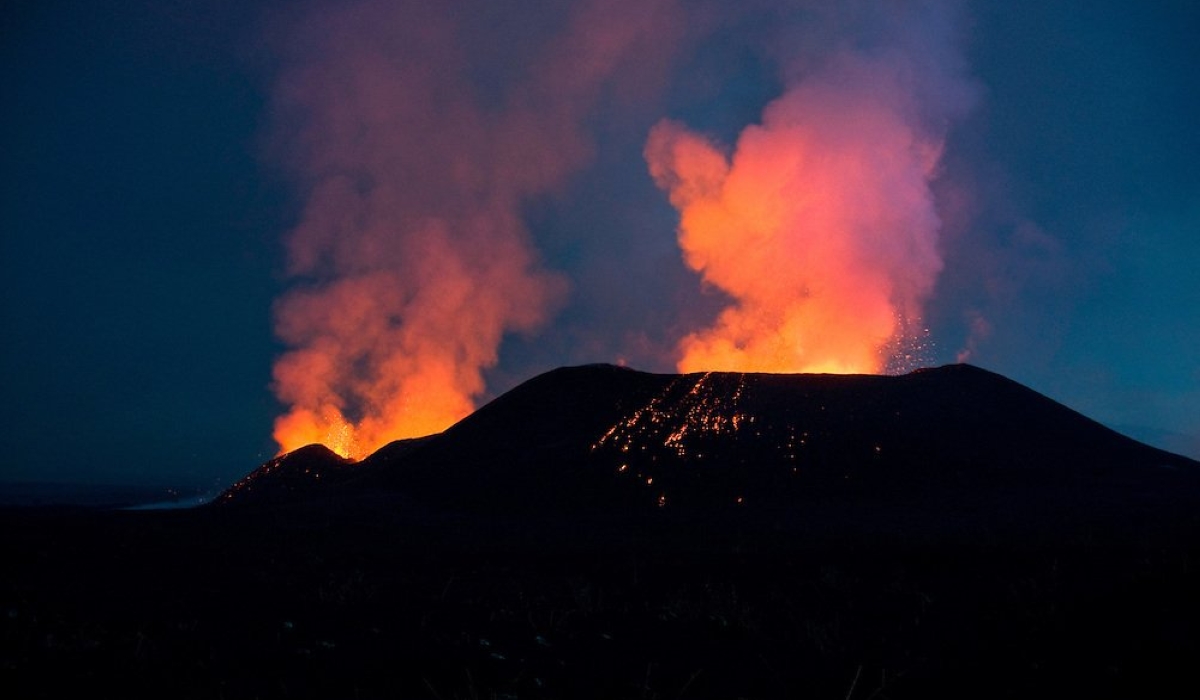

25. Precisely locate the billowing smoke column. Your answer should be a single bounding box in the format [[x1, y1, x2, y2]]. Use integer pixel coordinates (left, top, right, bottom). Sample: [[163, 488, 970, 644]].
[[646, 5, 974, 375], [269, 0, 679, 458]]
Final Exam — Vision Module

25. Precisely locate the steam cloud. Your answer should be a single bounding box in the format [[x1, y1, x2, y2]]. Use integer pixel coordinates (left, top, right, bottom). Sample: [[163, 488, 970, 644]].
[[268, 0, 977, 458], [646, 3, 975, 374], [269, 0, 680, 457]]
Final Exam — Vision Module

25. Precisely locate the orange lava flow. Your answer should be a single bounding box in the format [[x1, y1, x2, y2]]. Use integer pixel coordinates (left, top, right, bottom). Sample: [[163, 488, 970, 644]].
[[646, 54, 946, 376]]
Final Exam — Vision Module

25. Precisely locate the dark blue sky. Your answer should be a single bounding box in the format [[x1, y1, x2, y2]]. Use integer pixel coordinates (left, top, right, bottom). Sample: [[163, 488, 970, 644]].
[[2, 0, 1198, 489]]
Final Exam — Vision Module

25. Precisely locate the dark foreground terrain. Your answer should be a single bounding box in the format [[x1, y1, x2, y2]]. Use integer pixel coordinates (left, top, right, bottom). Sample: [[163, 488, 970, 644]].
[[3, 365, 1199, 698]]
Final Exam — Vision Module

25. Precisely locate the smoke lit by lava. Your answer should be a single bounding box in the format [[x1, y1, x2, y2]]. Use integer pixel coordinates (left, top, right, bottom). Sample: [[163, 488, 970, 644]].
[[265, 1, 976, 459]]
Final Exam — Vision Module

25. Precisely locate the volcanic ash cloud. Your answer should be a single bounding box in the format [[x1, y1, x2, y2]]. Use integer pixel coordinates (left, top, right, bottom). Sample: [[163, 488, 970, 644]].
[[268, 0, 679, 458], [647, 39, 972, 375]]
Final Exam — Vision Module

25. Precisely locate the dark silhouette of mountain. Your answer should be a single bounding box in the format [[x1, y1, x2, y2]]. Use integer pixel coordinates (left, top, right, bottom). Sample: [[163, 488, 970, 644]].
[[215, 444, 355, 506], [8, 364, 1200, 700], [218, 363, 1198, 513]]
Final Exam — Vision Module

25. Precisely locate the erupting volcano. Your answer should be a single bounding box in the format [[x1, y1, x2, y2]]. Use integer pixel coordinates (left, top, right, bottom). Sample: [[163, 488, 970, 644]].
[[8, 1, 1197, 698], [222, 363, 1198, 511], [263, 0, 977, 460]]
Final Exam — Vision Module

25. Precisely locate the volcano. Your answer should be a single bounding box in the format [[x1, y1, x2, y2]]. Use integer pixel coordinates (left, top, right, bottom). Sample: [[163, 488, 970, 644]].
[[219, 363, 1198, 515], [9, 363, 1200, 700]]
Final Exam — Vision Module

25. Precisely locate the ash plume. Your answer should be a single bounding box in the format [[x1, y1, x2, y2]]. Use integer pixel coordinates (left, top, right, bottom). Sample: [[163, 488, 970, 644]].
[[267, 0, 681, 457], [646, 1, 977, 374]]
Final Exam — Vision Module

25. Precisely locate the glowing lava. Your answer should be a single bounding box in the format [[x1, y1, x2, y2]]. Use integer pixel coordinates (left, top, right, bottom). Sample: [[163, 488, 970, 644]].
[[592, 371, 825, 508], [273, 405, 363, 460], [595, 372, 752, 458]]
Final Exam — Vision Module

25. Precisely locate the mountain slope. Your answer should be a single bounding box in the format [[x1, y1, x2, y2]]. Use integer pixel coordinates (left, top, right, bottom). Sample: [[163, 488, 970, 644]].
[[219, 363, 1197, 513]]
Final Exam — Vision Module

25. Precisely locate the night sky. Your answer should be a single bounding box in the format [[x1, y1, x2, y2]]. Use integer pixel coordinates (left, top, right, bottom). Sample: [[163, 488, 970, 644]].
[[3, 0, 1198, 492]]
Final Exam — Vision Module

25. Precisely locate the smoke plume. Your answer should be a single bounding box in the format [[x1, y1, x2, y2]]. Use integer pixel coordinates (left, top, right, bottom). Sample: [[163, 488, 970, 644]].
[[269, 0, 679, 457], [646, 3, 975, 374]]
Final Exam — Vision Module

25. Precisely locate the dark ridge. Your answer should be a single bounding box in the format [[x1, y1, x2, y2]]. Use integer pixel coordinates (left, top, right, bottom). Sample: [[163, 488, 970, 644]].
[[10, 363, 1200, 700], [217, 363, 1198, 512], [214, 443, 354, 507]]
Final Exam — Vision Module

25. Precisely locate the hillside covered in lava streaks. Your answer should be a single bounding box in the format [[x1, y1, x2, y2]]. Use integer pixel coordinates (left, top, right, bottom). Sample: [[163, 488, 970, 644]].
[[218, 363, 1198, 511]]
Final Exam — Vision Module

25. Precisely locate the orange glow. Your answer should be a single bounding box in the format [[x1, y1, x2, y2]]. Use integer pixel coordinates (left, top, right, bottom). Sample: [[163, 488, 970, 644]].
[[269, 266, 540, 459], [268, 0, 679, 459], [646, 52, 946, 375]]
